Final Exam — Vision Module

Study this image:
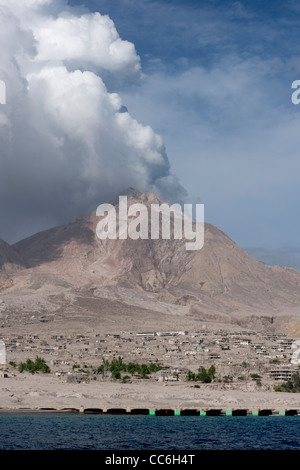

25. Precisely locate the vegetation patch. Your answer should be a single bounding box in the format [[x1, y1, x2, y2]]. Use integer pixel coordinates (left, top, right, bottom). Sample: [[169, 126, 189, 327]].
[[186, 365, 216, 383], [18, 356, 50, 374], [274, 372, 300, 393], [96, 357, 162, 381]]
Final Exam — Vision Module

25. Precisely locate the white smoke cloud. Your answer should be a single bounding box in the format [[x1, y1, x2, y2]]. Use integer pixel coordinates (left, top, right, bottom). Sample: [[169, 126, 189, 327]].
[[0, 0, 186, 243], [34, 12, 141, 74]]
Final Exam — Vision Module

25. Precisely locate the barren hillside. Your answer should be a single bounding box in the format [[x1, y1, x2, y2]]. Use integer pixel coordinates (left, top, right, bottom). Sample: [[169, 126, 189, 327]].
[[0, 190, 299, 335]]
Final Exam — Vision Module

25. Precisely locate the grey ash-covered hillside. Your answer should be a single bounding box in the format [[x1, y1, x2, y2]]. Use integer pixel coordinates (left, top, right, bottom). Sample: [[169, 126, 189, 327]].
[[0, 190, 300, 336]]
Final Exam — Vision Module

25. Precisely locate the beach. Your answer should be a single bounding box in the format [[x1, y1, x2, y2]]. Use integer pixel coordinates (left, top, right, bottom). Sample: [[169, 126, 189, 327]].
[[1, 374, 300, 413]]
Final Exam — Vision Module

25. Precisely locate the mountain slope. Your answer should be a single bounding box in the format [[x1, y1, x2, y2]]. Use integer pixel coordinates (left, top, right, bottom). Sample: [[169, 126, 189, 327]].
[[0, 237, 24, 275], [2, 189, 300, 334]]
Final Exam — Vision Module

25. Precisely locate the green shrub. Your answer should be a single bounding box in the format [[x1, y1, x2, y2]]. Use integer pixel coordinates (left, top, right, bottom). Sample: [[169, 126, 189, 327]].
[[250, 373, 261, 380], [96, 357, 162, 380], [274, 373, 300, 393], [223, 376, 233, 383], [122, 375, 131, 383], [18, 356, 50, 374], [186, 365, 216, 383], [111, 369, 121, 380]]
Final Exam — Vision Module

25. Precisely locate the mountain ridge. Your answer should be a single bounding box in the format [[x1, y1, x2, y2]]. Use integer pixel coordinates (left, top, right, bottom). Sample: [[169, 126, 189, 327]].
[[1, 190, 300, 335]]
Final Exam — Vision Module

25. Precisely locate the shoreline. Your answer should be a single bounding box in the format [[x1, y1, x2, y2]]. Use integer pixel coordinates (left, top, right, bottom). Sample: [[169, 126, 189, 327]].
[[1, 374, 300, 416], [0, 407, 299, 416]]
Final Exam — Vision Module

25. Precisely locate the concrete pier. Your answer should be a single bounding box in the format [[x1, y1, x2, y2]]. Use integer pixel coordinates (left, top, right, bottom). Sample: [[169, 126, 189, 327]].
[[81, 407, 300, 416], [0, 407, 299, 416]]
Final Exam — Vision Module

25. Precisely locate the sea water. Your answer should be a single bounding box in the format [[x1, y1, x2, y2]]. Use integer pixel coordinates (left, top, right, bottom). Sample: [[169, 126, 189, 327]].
[[0, 414, 299, 450]]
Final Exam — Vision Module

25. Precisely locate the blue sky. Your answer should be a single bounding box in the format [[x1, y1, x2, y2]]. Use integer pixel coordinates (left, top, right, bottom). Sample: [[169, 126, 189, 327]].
[[67, 0, 300, 269]]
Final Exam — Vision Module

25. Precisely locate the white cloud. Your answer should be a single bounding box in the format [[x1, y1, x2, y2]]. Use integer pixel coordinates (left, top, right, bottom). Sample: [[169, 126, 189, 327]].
[[0, 0, 185, 243], [34, 12, 142, 75]]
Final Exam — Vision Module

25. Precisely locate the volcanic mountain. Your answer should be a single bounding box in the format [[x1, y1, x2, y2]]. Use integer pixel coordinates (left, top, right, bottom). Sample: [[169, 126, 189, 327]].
[[0, 238, 24, 275], [1, 189, 300, 335]]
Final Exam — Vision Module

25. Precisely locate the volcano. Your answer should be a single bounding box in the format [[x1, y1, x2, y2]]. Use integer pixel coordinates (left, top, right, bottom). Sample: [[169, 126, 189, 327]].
[[0, 189, 300, 335]]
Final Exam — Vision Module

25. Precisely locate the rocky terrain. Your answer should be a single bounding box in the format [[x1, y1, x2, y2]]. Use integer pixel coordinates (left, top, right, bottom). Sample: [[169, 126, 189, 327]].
[[0, 189, 299, 337], [1, 189, 300, 413]]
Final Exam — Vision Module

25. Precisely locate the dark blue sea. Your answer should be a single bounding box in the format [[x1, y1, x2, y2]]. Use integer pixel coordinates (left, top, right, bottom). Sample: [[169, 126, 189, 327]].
[[0, 413, 299, 451]]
